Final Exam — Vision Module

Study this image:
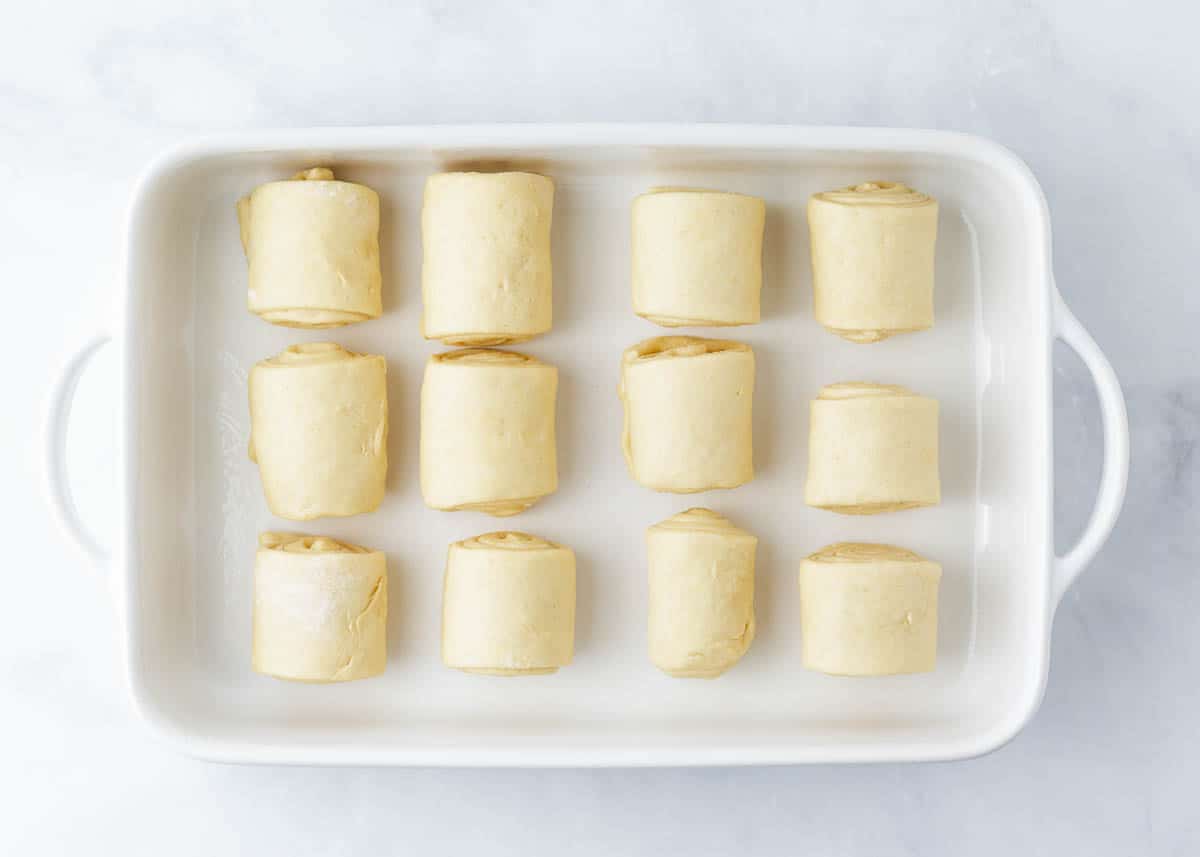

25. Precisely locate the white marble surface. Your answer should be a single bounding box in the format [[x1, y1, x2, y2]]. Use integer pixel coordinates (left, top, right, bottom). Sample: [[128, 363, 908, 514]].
[[3, 0, 1197, 853]]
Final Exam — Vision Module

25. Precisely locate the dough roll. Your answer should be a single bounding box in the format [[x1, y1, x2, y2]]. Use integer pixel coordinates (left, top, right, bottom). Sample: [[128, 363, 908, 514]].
[[632, 187, 765, 327], [620, 336, 754, 493], [647, 508, 757, 678], [799, 542, 941, 676], [237, 167, 382, 328], [442, 531, 576, 675], [421, 171, 554, 345], [808, 181, 938, 342], [249, 342, 388, 520], [805, 383, 939, 514], [253, 532, 387, 683], [420, 348, 557, 516]]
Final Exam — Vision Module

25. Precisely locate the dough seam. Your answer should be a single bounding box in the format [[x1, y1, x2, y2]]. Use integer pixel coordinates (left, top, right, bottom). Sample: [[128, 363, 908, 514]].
[[432, 497, 542, 517]]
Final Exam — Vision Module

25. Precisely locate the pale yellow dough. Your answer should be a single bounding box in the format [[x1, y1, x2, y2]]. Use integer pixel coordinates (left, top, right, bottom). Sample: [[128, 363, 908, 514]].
[[442, 531, 575, 675], [249, 343, 388, 520], [808, 181, 938, 342], [804, 382, 939, 514], [799, 542, 941, 676], [237, 167, 382, 328], [420, 348, 557, 516], [647, 508, 757, 678], [253, 532, 387, 683], [620, 336, 754, 493], [421, 171, 554, 345], [632, 187, 765, 327]]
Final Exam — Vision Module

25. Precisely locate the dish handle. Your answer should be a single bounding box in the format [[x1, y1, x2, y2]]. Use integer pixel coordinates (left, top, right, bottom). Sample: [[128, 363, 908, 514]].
[[45, 331, 114, 566], [1052, 283, 1129, 604]]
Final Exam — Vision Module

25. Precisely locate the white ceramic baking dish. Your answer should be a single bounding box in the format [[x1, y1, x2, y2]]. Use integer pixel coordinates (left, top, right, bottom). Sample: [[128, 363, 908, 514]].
[[46, 125, 1128, 766]]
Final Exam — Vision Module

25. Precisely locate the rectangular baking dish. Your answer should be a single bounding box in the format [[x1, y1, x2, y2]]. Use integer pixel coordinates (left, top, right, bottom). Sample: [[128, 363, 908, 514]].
[[48, 125, 1128, 765]]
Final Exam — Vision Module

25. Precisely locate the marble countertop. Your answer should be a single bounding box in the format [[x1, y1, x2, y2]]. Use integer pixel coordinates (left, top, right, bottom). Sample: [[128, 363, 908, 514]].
[[4, 0, 1196, 853]]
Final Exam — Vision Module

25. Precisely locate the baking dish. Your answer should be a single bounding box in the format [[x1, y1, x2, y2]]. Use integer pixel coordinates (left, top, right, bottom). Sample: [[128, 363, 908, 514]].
[[46, 125, 1128, 766]]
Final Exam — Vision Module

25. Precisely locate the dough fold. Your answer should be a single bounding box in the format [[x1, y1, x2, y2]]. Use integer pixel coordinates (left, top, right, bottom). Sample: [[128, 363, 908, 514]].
[[253, 532, 388, 683], [799, 542, 941, 676], [441, 531, 576, 675], [804, 382, 939, 514], [249, 342, 388, 520], [632, 187, 765, 326], [421, 171, 554, 345], [237, 167, 382, 328], [420, 348, 557, 515], [808, 181, 938, 342], [647, 508, 757, 678], [619, 336, 754, 493]]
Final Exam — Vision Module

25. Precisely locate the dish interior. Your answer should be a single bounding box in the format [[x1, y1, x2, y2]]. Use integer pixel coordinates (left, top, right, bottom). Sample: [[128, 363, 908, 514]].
[[124, 132, 1051, 762]]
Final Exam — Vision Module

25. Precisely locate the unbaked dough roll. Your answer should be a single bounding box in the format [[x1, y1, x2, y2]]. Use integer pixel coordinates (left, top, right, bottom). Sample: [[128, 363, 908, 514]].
[[799, 542, 941, 676], [237, 167, 382, 328], [620, 336, 754, 493], [805, 382, 939, 514], [442, 531, 575, 675], [421, 171, 554, 345], [420, 348, 557, 516], [249, 342, 388, 520], [808, 181, 938, 342], [632, 187, 765, 326], [647, 508, 757, 678], [253, 532, 387, 683]]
